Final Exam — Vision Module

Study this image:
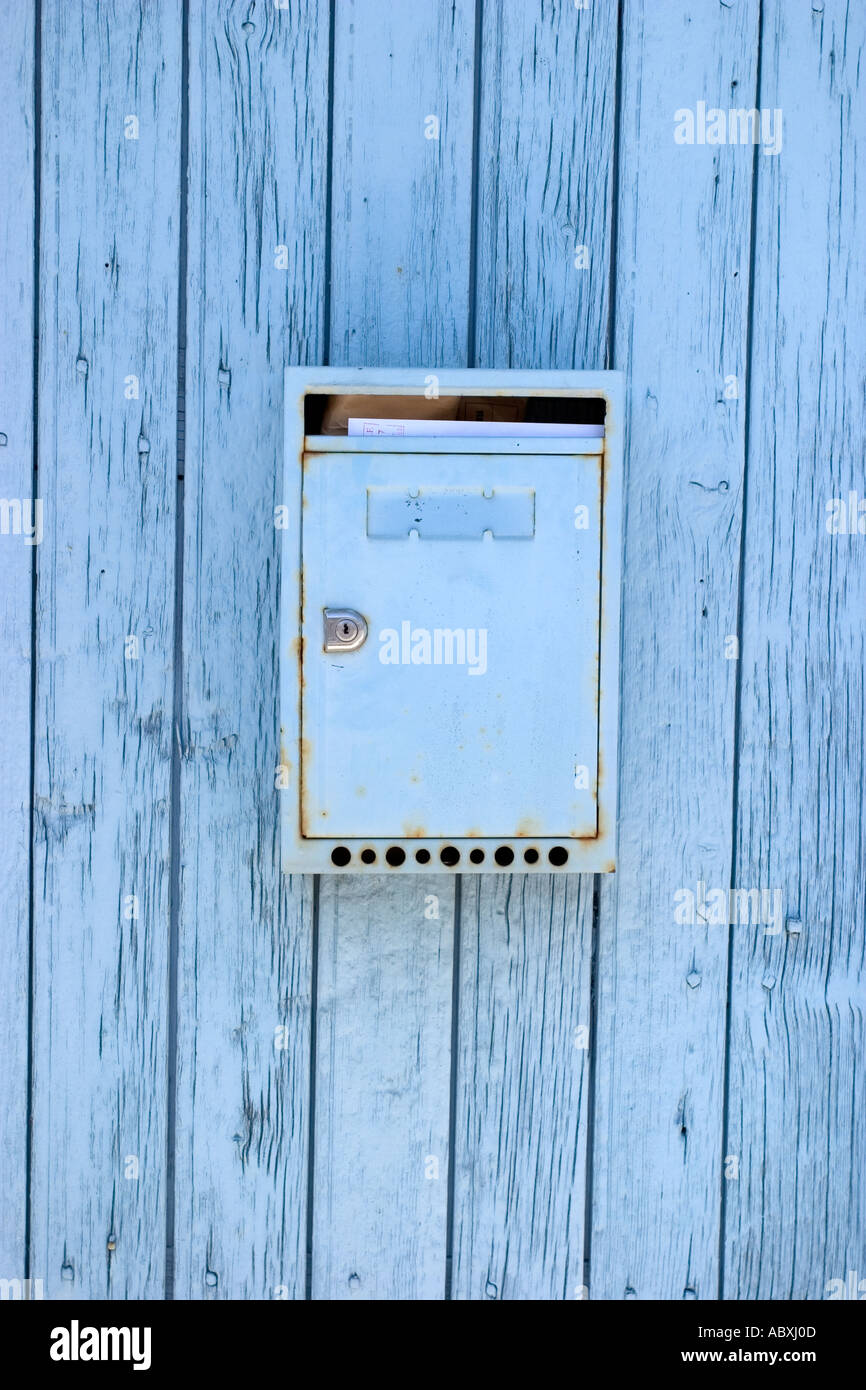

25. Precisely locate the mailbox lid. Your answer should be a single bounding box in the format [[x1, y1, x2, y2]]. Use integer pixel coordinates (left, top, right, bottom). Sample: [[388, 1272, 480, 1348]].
[[300, 450, 601, 839]]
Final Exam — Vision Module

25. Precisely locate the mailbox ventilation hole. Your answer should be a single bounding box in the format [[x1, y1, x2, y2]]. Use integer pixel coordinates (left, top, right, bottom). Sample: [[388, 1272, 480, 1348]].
[[324, 843, 573, 869]]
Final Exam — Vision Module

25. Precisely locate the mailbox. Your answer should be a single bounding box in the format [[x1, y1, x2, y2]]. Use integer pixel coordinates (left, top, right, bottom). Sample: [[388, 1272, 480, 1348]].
[[281, 368, 624, 873]]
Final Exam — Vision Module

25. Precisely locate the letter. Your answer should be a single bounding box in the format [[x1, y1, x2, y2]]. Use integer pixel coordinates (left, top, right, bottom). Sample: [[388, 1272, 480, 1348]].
[[696, 878, 708, 921], [467, 628, 487, 676], [695, 99, 708, 143], [433, 628, 465, 666], [573, 503, 590, 529], [674, 108, 695, 145], [763, 888, 783, 936], [762, 107, 783, 156], [0, 497, 22, 534], [826, 498, 845, 534], [728, 108, 758, 145], [401, 619, 412, 664], [849, 490, 866, 535], [50, 1327, 70, 1361], [825, 1278, 845, 1299], [27, 498, 44, 544], [423, 114, 439, 140], [411, 627, 431, 665], [730, 887, 761, 926], [706, 888, 728, 925], [674, 888, 695, 925], [273, 503, 289, 530], [79, 1327, 100, 1361], [101, 1328, 131, 1362], [378, 628, 399, 665], [132, 1327, 152, 1371], [705, 107, 726, 145], [696, 99, 708, 143]]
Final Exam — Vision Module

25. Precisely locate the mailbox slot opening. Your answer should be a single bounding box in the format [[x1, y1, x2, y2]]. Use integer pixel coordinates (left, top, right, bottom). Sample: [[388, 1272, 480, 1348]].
[[303, 391, 607, 435]]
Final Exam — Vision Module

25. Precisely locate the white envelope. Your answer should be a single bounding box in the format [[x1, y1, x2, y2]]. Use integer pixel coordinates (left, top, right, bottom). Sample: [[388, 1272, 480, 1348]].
[[347, 417, 605, 438]]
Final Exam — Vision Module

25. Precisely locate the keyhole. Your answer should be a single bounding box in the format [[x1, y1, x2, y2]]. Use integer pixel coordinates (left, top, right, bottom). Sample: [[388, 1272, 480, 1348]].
[[342, 622, 351, 635]]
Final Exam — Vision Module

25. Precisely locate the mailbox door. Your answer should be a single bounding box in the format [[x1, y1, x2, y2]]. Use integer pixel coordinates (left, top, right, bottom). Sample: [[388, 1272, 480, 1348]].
[[300, 451, 601, 840]]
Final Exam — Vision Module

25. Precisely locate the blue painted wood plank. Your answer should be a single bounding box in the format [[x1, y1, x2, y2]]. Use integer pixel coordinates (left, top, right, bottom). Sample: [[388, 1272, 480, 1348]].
[[724, 0, 866, 1300], [312, 877, 456, 1300], [452, 0, 617, 1300], [590, 0, 759, 1299], [311, 0, 477, 1299], [0, 0, 35, 1282], [453, 876, 594, 1300], [173, 0, 330, 1300], [30, 0, 182, 1298], [329, 0, 477, 368], [473, 0, 616, 372]]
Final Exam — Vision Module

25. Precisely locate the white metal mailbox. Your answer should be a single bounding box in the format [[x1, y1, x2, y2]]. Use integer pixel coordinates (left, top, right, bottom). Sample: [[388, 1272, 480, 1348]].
[[281, 367, 624, 873]]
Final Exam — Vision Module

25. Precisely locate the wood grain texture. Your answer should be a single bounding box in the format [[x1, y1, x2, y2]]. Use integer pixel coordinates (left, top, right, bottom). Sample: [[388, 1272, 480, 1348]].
[[453, 0, 618, 1300], [173, 0, 330, 1299], [312, 876, 456, 1300], [311, 0, 477, 1299], [329, 0, 477, 367], [0, 1, 35, 1278], [590, 0, 759, 1299], [6, 0, 864, 1304], [473, 0, 617, 371], [30, 0, 181, 1298], [452, 874, 594, 1300], [723, 0, 866, 1300]]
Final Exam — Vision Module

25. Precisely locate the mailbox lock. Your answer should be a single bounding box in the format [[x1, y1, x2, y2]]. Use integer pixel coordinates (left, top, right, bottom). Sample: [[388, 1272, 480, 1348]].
[[323, 607, 368, 652]]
